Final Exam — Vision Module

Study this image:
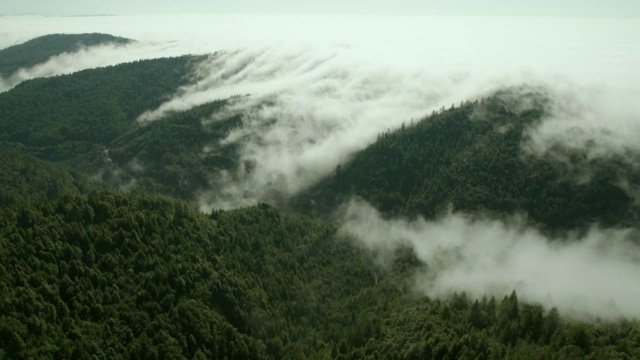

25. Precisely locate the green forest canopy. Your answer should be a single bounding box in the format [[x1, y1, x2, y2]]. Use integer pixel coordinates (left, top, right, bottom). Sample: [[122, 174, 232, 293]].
[[2, 192, 638, 359], [293, 89, 640, 233]]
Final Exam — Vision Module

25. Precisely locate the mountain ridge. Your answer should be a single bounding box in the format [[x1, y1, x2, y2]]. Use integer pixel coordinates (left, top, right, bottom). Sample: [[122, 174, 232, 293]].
[[0, 33, 131, 79], [292, 87, 639, 233]]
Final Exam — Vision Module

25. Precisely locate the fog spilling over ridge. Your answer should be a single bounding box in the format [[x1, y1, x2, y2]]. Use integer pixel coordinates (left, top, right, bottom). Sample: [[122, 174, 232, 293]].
[[141, 47, 481, 210], [2, 14, 640, 209], [340, 199, 640, 320], [0, 41, 193, 92]]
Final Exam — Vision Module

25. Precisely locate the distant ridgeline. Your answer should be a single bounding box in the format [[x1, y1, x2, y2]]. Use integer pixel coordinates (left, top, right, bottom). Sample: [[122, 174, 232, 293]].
[[293, 87, 640, 232], [0, 52, 232, 198], [0, 33, 131, 79]]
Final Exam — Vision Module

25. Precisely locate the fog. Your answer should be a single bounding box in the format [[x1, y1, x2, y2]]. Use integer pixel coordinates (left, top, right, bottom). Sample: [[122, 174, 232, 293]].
[[0, 41, 191, 92], [339, 199, 640, 320], [5, 0, 640, 18], [524, 83, 640, 163], [2, 14, 639, 207], [179, 47, 489, 210]]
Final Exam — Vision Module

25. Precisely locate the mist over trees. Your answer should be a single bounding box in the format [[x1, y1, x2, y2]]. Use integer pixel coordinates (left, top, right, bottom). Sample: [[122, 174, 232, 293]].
[[0, 33, 131, 79], [1, 33, 640, 359], [295, 88, 639, 232]]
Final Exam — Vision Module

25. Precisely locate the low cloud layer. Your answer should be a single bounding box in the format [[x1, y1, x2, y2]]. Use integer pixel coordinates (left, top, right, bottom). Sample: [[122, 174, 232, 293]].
[[150, 47, 483, 210], [126, 15, 640, 209], [2, 14, 639, 209], [523, 83, 640, 163], [0, 40, 203, 92], [340, 199, 640, 320]]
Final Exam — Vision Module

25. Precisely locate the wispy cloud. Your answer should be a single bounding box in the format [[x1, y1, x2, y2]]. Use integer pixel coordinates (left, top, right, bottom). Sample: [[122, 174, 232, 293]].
[[0, 40, 201, 92], [340, 199, 640, 320], [178, 47, 485, 210], [523, 83, 640, 163], [2, 14, 639, 209]]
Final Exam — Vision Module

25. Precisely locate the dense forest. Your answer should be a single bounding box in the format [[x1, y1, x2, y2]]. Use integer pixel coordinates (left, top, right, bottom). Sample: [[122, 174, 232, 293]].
[[3, 193, 639, 359], [0, 51, 243, 200], [0, 54, 214, 178], [0, 148, 98, 207], [1, 34, 640, 359], [294, 89, 640, 233]]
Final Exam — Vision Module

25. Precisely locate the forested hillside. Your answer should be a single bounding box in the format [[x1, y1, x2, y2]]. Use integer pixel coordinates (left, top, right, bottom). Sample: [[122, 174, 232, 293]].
[[2, 193, 638, 359], [104, 99, 243, 200], [0, 33, 131, 78], [1, 193, 363, 358], [0, 52, 252, 201], [0, 54, 206, 171], [294, 88, 640, 232]]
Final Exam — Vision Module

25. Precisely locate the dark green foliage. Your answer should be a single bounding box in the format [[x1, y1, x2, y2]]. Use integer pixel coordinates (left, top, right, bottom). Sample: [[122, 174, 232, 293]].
[[104, 100, 243, 199], [0, 48, 244, 202], [295, 89, 639, 231], [0, 54, 206, 171], [0, 148, 98, 206], [0, 33, 131, 78], [0, 193, 376, 358], [1, 193, 639, 359]]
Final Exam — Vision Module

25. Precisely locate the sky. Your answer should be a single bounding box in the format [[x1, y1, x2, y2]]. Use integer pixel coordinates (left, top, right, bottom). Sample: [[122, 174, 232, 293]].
[[1, 0, 640, 17]]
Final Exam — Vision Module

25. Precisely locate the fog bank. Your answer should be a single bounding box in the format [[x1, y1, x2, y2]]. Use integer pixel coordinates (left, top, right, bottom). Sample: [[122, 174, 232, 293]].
[[340, 199, 640, 320], [2, 14, 639, 208]]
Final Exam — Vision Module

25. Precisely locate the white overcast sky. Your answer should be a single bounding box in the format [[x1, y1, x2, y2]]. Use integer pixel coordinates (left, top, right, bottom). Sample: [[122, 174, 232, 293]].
[[1, 0, 639, 17]]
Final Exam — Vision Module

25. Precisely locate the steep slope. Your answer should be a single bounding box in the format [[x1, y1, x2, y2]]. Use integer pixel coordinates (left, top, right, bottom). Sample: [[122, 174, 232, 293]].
[[0, 33, 131, 78], [294, 88, 640, 231], [0, 50, 249, 202]]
